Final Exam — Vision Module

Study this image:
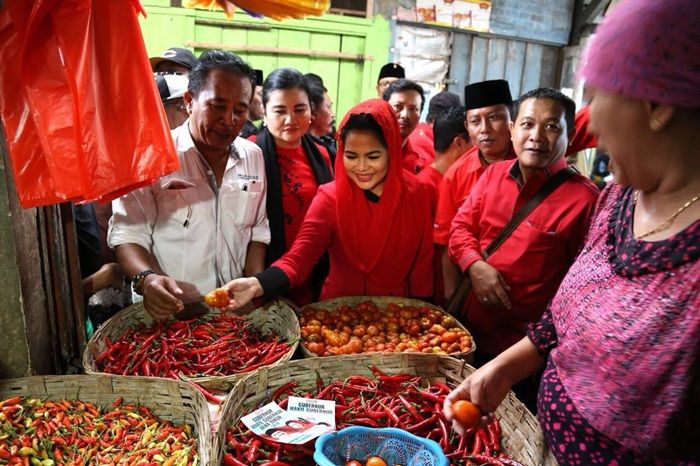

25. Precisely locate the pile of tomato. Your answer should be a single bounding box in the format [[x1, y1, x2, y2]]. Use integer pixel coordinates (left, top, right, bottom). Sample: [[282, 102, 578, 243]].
[[299, 301, 472, 357]]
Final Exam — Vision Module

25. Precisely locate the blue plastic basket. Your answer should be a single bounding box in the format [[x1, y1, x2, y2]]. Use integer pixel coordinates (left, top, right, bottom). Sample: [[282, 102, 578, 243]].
[[314, 426, 449, 466]]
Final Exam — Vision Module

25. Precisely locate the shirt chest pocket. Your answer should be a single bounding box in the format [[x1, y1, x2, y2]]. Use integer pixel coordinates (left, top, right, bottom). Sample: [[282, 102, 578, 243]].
[[220, 183, 263, 228], [155, 185, 211, 229], [502, 220, 568, 282]]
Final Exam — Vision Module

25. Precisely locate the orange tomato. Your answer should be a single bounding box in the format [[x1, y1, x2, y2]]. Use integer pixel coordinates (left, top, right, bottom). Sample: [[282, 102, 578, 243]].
[[306, 342, 325, 355], [365, 456, 388, 466], [203, 292, 217, 307], [441, 331, 459, 344], [345, 461, 362, 466], [451, 400, 482, 428]]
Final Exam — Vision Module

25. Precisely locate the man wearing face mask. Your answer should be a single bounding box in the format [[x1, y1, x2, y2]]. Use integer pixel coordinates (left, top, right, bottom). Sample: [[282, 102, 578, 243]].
[[109, 50, 270, 320]]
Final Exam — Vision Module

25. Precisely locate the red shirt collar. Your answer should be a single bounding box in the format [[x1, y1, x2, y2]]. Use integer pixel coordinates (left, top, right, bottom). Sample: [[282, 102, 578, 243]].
[[507, 156, 569, 188]]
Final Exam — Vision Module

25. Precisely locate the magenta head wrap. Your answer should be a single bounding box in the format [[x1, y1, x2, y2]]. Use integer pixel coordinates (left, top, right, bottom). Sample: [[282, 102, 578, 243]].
[[579, 0, 700, 108]]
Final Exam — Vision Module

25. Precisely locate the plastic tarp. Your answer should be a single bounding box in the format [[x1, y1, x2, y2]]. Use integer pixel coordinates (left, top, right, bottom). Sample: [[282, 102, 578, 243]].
[[0, 0, 179, 208]]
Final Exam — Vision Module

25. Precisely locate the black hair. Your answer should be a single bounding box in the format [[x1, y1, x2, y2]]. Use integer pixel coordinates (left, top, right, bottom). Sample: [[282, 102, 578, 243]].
[[306, 81, 326, 114], [340, 113, 387, 148], [433, 107, 467, 153], [265, 427, 281, 436], [188, 50, 255, 98], [304, 73, 326, 91], [382, 79, 426, 112], [262, 68, 311, 107], [514, 87, 576, 134]]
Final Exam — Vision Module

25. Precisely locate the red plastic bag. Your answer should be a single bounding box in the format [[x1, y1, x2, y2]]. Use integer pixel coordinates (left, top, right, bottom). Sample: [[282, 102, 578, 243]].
[[0, 0, 178, 208]]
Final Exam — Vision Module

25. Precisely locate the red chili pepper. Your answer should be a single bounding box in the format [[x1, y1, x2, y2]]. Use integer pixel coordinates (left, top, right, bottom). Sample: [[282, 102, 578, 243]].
[[244, 438, 262, 462], [223, 453, 247, 466], [271, 381, 298, 402], [467, 454, 505, 466], [488, 420, 502, 455]]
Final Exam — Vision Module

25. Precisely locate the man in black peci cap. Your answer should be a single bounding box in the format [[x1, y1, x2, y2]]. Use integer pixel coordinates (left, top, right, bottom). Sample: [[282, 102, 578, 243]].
[[435, 79, 596, 308], [150, 47, 198, 75], [435, 79, 516, 303], [376, 62, 405, 97]]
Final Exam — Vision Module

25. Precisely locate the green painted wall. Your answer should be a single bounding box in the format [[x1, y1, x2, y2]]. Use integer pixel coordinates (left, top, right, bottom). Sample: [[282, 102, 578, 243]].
[[139, 3, 392, 119]]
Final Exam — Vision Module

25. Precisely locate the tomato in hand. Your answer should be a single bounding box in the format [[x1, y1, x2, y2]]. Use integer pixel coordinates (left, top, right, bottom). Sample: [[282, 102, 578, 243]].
[[365, 457, 388, 466], [451, 400, 482, 428], [204, 287, 230, 308]]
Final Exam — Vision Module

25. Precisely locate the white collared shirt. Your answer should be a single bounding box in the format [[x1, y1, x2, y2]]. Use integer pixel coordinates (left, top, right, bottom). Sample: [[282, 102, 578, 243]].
[[108, 122, 270, 295]]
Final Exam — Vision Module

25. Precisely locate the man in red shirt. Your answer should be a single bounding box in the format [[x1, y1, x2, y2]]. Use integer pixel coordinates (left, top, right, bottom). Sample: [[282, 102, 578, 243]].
[[416, 106, 472, 212], [436, 81, 598, 302], [383, 79, 433, 174], [435, 80, 516, 301], [448, 87, 599, 358], [409, 91, 462, 168]]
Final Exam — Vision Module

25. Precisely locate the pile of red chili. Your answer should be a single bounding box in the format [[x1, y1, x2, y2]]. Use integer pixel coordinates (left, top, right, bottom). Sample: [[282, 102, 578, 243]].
[[0, 396, 197, 466], [95, 313, 290, 379], [222, 368, 524, 466]]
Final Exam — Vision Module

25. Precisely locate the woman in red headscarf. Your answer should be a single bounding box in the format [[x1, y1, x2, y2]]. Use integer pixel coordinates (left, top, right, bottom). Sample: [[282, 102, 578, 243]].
[[222, 99, 434, 304]]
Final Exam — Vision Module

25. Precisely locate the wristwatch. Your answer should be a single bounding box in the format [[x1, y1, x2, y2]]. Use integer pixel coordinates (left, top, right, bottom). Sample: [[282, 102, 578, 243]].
[[131, 269, 156, 295]]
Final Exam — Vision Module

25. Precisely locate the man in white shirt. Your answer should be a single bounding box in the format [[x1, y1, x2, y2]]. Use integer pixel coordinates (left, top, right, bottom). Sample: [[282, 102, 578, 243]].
[[109, 50, 269, 320]]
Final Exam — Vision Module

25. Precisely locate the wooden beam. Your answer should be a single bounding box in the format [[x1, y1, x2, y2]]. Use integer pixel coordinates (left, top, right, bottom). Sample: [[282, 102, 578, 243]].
[[581, 0, 610, 26], [186, 41, 374, 61], [570, 0, 611, 45], [194, 18, 272, 30]]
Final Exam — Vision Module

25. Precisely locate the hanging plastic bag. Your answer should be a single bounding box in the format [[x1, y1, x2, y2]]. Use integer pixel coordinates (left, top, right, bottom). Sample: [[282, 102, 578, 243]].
[[182, 0, 329, 20], [0, 0, 178, 208]]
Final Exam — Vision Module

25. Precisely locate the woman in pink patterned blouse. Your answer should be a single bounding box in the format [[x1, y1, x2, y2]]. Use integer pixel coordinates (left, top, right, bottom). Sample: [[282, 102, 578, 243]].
[[443, 0, 700, 464]]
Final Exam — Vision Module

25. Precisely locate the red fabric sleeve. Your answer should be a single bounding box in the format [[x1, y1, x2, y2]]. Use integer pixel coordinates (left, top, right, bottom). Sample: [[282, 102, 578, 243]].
[[415, 165, 442, 215], [433, 173, 456, 245], [567, 106, 598, 155], [448, 168, 489, 272], [408, 185, 436, 298], [272, 186, 335, 287]]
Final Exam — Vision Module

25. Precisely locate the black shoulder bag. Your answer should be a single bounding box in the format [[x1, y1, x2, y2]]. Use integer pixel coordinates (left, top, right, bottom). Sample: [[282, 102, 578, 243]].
[[446, 167, 576, 315]]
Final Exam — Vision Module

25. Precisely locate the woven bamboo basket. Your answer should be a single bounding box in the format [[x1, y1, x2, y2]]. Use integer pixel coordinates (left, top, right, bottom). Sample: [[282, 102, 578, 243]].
[[298, 296, 476, 360], [83, 299, 300, 390], [215, 353, 557, 466], [0, 374, 213, 465]]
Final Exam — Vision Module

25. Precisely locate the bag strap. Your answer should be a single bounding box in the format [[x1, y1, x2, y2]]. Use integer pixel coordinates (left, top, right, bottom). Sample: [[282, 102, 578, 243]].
[[446, 167, 576, 314]]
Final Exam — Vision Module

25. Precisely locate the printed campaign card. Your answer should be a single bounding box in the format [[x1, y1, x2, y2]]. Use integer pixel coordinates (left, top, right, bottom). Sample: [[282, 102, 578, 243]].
[[241, 399, 335, 445], [286, 396, 336, 428]]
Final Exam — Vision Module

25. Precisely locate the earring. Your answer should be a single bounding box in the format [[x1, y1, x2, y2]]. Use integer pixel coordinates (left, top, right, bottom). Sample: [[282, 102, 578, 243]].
[[651, 117, 661, 130]]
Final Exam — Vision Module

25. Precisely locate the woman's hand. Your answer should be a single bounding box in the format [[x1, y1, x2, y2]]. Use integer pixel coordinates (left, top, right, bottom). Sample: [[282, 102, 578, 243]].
[[443, 360, 515, 435], [444, 337, 545, 436], [221, 277, 264, 311], [468, 260, 512, 309]]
